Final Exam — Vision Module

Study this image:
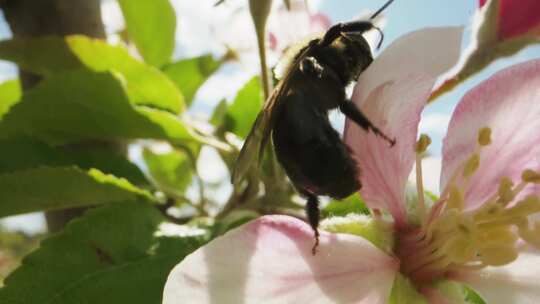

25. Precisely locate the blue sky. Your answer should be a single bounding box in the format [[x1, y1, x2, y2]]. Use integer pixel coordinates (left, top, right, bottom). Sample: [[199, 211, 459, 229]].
[[0, 0, 538, 233]]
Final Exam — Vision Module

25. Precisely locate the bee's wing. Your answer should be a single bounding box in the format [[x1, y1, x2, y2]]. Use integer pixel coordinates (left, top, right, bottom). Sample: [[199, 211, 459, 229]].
[[230, 86, 282, 185], [231, 43, 316, 185]]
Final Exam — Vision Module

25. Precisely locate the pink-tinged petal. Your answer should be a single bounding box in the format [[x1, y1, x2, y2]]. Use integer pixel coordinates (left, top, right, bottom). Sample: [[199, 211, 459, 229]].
[[347, 77, 430, 226], [352, 27, 463, 104], [310, 12, 332, 30], [163, 215, 398, 304], [344, 28, 462, 225], [480, 0, 540, 39], [441, 59, 540, 209], [454, 248, 540, 304]]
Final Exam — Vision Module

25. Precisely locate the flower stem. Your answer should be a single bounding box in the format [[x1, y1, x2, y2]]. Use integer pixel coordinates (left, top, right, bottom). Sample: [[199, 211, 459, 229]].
[[415, 154, 427, 223], [256, 28, 271, 100]]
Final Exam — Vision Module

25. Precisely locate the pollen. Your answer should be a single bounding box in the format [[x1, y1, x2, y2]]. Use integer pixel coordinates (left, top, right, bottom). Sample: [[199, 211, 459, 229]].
[[463, 153, 480, 178], [478, 244, 518, 266], [415, 134, 431, 153], [446, 186, 463, 210], [477, 127, 492, 146], [519, 220, 540, 249], [522, 169, 540, 183], [497, 177, 514, 206]]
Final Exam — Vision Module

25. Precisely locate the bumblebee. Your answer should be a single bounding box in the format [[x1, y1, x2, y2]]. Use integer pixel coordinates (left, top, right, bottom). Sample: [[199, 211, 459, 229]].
[[232, 0, 395, 253]]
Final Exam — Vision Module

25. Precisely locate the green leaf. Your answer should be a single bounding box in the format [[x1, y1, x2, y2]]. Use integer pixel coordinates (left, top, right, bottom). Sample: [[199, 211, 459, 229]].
[[223, 76, 263, 138], [432, 280, 474, 304], [210, 99, 228, 126], [143, 148, 193, 196], [118, 0, 176, 67], [211, 210, 259, 237], [322, 193, 370, 218], [0, 139, 148, 186], [0, 36, 183, 112], [0, 167, 153, 217], [0, 201, 209, 304], [464, 285, 487, 304], [163, 55, 222, 106], [321, 215, 394, 254], [0, 70, 194, 145], [0, 79, 20, 119], [389, 273, 428, 304], [0, 38, 80, 74]]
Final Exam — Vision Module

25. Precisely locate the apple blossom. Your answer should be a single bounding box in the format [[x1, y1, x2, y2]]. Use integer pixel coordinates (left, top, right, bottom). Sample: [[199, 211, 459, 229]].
[[215, 0, 330, 68], [345, 25, 540, 301], [163, 27, 540, 304]]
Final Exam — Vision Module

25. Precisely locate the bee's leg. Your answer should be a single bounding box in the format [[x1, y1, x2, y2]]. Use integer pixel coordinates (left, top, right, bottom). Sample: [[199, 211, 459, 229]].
[[320, 21, 374, 46], [305, 194, 320, 255], [340, 100, 396, 146]]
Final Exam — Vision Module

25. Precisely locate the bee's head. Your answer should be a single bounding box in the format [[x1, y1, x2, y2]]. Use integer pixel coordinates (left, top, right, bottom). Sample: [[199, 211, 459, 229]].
[[339, 32, 373, 80], [332, 31, 374, 82]]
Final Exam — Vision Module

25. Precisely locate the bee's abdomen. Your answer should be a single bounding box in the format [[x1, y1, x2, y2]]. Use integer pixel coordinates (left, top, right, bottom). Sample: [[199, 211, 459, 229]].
[[272, 93, 360, 199]]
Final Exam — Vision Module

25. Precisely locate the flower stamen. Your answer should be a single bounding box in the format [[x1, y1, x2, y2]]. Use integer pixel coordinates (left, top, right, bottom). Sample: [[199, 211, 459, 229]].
[[462, 153, 480, 178], [397, 127, 540, 287], [415, 134, 431, 223], [522, 169, 540, 183], [477, 127, 492, 146]]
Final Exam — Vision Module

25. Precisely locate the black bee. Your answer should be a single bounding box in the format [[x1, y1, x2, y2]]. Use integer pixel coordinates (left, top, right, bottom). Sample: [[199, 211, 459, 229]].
[[232, 0, 396, 253]]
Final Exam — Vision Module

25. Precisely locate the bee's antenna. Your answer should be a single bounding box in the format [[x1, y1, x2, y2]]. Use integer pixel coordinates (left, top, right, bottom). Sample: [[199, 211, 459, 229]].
[[373, 26, 384, 49], [369, 0, 394, 49], [370, 0, 395, 20]]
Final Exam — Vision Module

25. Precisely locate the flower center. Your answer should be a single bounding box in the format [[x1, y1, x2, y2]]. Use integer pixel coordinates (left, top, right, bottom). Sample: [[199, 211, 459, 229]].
[[397, 128, 540, 285]]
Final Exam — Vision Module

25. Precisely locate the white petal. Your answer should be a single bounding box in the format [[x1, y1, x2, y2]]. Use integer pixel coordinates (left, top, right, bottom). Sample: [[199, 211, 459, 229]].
[[163, 215, 398, 304], [456, 249, 540, 304], [353, 27, 463, 105]]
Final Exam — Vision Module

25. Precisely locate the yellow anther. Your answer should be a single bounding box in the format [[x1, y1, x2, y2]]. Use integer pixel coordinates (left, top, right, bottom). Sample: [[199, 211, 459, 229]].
[[497, 177, 515, 205], [415, 134, 432, 153], [443, 215, 477, 264], [463, 154, 480, 178], [518, 221, 540, 249], [477, 127, 492, 146], [522, 169, 540, 183], [507, 195, 540, 217], [430, 209, 460, 235], [446, 186, 464, 210], [477, 227, 517, 246], [478, 245, 518, 266], [446, 236, 477, 263], [474, 203, 504, 222], [456, 215, 476, 235]]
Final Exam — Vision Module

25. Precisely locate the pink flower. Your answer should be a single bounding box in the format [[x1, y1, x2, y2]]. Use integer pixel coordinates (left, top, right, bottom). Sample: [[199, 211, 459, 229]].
[[345, 26, 540, 301], [479, 0, 540, 40], [163, 27, 540, 303], [430, 0, 540, 101], [216, 0, 330, 68], [267, 1, 331, 52]]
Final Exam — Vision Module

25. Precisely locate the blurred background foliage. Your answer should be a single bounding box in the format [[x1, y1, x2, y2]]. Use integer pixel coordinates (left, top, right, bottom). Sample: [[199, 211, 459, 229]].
[[0, 0, 361, 302]]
